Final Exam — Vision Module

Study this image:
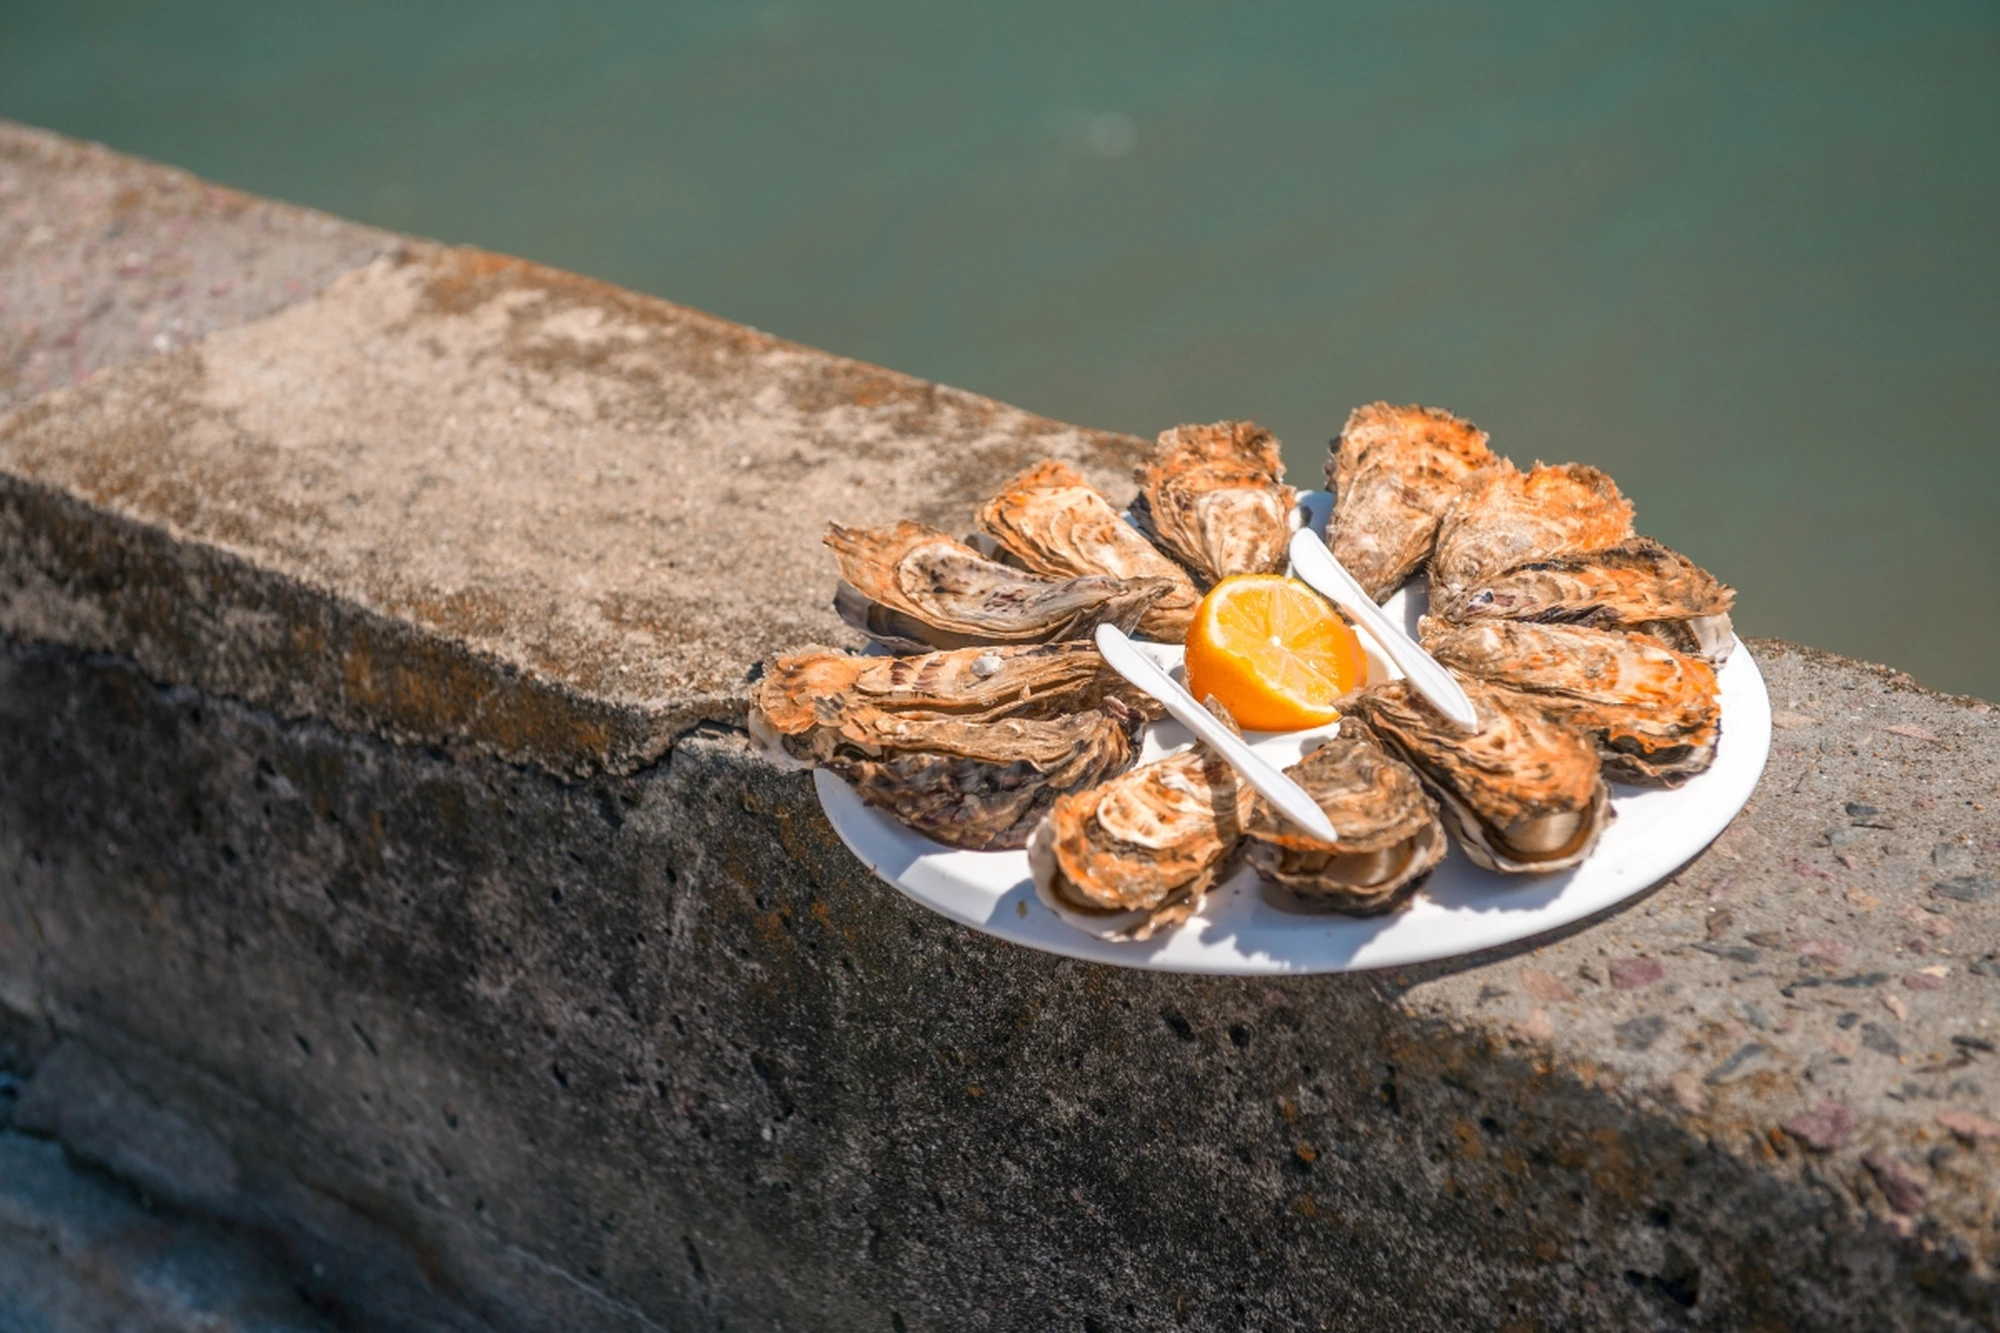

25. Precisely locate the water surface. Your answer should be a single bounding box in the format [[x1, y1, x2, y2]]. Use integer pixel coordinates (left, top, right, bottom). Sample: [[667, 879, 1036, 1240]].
[[5, 0, 1996, 696]]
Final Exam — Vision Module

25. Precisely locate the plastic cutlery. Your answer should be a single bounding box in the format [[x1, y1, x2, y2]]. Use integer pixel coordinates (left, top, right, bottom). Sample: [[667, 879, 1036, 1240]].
[[1287, 528, 1480, 733], [1092, 622, 1339, 844]]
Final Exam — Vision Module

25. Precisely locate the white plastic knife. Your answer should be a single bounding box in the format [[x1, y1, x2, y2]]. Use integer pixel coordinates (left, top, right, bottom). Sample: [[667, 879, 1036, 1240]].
[[1092, 622, 1340, 844], [1287, 527, 1480, 733]]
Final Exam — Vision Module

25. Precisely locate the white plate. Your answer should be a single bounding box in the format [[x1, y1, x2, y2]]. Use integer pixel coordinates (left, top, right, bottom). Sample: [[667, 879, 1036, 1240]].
[[812, 494, 1772, 975]]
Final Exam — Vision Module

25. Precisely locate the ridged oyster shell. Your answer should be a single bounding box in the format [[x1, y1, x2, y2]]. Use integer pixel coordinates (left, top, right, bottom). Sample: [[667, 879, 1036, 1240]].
[[1637, 612, 1735, 666], [1420, 618, 1721, 786], [1242, 716, 1447, 914], [1430, 464, 1735, 663], [826, 521, 1175, 652], [1028, 738, 1252, 941], [1354, 677, 1611, 874], [1326, 403, 1499, 601], [750, 640, 1153, 755], [975, 460, 1200, 641], [1432, 463, 1635, 591], [749, 642, 1142, 851], [1131, 421, 1296, 586]]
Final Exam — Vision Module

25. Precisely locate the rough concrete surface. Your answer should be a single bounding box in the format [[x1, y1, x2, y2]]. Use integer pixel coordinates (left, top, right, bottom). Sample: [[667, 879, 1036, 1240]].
[[0, 122, 395, 411], [1, 207, 1149, 775], [0, 1131, 339, 1333], [2, 636, 1997, 1331], [2, 123, 2000, 1330]]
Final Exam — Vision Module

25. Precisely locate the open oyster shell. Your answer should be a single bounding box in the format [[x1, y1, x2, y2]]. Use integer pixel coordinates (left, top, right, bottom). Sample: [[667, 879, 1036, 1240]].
[[1420, 618, 1721, 786], [975, 460, 1201, 641], [1353, 677, 1612, 874], [1130, 421, 1296, 587], [1429, 464, 1734, 663], [1028, 736, 1253, 941], [826, 521, 1175, 652], [749, 642, 1143, 852], [749, 640, 1155, 759], [1431, 462, 1636, 595], [1325, 403, 1500, 602], [1242, 715, 1447, 914], [1429, 536, 1736, 666]]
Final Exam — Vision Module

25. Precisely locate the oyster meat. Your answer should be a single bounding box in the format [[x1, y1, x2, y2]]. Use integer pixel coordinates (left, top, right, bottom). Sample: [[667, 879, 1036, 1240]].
[[1028, 738, 1252, 941], [1131, 421, 1296, 586], [1421, 618, 1721, 786], [1354, 677, 1611, 874], [1325, 402, 1500, 601], [975, 460, 1200, 641], [749, 642, 1142, 851], [1242, 716, 1448, 914], [826, 521, 1175, 652]]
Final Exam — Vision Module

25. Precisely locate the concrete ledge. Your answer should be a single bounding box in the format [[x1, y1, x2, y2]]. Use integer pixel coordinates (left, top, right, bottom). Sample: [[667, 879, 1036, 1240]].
[[0, 122, 395, 411], [3, 232, 1146, 774], [4, 124, 2000, 1330]]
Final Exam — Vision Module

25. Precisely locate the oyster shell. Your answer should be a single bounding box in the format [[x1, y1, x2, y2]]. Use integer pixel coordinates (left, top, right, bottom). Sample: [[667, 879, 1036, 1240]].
[[1420, 618, 1721, 786], [749, 640, 1153, 758], [1431, 462, 1635, 594], [1028, 736, 1252, 941], [1325, 403, 1500, 601], [1353, 677, 1611, 874], [826, 521, 1175, 652], [1429, 536, 1736, 666], [1637, 611, 1735, 666], [749, 642, 1142, 851], [1242, 716, 1448, 914], [1131, 421, 1296, 586], [975, 460, 1201, 641]]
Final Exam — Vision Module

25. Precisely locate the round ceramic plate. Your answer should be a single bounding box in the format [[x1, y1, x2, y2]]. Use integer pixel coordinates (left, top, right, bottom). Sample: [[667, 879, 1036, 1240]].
[[813, 493, 1771, 975]]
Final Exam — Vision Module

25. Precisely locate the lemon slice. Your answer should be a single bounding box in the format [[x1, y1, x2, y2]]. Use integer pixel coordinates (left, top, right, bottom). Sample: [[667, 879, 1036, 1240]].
[[1182, 575, 1366, 732]]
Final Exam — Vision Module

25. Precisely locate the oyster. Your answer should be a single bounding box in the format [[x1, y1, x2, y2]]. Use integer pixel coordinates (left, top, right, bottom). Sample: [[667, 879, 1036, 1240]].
[[1353, 677, 1611, 874], [1420, 618, 1721, 786], [1431, 462, 1636, 594], [1131, 421, 1296, 586], [1429, 536, 1736, 665], [749, 643, 1142, 851], [1429, 464, 1735, 663], [749, 640, 1153, 755], [1028, 734, 1253, 941], [826, 521, 1175, 652], [975, 460, 1200, 641], [1325, 402, 1500, 601], [1242, 716, 1448, 914]]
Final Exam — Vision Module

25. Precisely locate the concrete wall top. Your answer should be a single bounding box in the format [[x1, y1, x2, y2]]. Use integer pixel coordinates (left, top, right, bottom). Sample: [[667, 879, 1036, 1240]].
[[0, 121, 1145, 775]]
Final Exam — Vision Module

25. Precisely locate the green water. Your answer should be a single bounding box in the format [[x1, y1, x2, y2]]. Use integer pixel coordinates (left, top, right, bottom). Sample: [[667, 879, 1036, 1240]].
[[6, 1, 1997, 698]]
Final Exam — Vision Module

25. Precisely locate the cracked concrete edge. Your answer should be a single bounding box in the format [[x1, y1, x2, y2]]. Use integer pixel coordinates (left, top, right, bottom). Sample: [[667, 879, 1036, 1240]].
[[0, 122, 672, 776], [0, 470, 715, 777], [1, 124, 1155, 777]]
